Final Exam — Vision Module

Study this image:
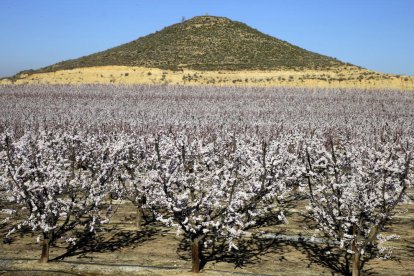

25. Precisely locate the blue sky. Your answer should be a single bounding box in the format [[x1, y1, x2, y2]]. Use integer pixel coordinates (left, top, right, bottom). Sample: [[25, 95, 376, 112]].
[[1, 0, 413, 77]]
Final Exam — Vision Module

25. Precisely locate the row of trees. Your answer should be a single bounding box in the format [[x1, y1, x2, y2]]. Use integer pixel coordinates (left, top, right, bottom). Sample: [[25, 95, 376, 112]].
[[1, 129, 412, 275]]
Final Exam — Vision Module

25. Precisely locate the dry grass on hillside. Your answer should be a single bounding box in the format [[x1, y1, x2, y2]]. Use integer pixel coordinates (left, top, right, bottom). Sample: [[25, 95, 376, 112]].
[[1, 66, 413, 90]]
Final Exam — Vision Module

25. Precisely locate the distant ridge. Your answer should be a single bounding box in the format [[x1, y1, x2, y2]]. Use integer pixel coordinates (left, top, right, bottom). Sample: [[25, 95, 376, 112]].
[[34, 15, 348, 73]]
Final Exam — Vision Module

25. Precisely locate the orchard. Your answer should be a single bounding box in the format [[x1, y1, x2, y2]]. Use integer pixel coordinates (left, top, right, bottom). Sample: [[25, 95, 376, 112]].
[[0, 85, 413, 275]]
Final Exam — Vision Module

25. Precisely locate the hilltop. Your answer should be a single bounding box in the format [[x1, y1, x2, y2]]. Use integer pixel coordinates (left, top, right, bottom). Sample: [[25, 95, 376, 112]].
[[35, 16, 346, 73]]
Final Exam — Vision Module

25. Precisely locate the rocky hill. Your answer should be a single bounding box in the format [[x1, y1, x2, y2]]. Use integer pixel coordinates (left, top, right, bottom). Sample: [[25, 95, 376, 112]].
[[35, 16, 347, 73], [2, 15, 413, 90]]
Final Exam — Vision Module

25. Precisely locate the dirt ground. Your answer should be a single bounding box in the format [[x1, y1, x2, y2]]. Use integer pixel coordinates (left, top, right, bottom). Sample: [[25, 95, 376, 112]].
[[1, 197, 413, 275]]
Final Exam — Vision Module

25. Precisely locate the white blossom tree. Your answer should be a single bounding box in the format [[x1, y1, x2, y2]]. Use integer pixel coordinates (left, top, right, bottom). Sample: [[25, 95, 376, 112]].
[[301, 136, 413, 276], [112, 135, 157, 230], [0, 130, 121, 263], [148, 132, 295, 272]]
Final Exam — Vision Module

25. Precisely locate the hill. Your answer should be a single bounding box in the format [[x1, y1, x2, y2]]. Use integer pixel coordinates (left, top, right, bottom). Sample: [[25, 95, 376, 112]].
[[35, 16, 347, 73], [2, 15, 413, 90]]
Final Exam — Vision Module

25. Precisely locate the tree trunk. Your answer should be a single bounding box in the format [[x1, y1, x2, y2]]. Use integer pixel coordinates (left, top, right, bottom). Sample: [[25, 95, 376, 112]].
[[39, 237, 49, 263], [351, 233, 361, 276], [191, 238, 200, 273], [136, 206, 142, 231], [352, 250, 361, 276]]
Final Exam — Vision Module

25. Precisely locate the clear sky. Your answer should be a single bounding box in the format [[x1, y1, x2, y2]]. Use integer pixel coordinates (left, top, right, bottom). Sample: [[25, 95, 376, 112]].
[[1, 0, 413, 77]]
